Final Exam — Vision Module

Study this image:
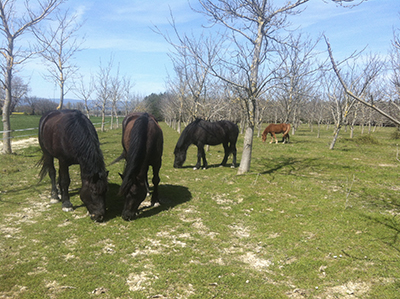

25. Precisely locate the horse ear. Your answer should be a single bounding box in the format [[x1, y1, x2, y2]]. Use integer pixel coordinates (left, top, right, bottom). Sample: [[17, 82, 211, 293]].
[[119, 173, 124, 180]]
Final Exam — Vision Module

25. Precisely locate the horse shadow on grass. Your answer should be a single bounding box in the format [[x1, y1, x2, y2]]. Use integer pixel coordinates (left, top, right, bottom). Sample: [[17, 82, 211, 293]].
[[178, 163, 236, 170], [104, 183, 192, 222]]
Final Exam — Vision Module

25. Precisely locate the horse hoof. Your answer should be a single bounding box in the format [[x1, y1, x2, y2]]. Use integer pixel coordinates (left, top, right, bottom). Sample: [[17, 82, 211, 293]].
[[193, 167, 199, 170], [231, 165, 235, 169], [49, 198, 61, 204], [152, 202, 161, 208], [62, 207, 74, 212]]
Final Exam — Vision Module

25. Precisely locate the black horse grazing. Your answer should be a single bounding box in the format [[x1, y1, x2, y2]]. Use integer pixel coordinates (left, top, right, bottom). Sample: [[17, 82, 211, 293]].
[[38, 110, 108, 222], [174, 119, 239, 169], [119, 112, 163, 221]]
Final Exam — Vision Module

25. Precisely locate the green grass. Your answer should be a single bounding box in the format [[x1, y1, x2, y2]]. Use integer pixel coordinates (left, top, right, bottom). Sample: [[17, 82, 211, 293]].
[[1, 118, 400, 298], [0, 114, 112, 139]]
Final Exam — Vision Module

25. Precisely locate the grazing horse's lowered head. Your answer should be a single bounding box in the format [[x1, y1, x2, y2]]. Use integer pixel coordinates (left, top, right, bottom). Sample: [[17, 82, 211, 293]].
[[80, 171, 109, 221], [173, 141, 188, 168]]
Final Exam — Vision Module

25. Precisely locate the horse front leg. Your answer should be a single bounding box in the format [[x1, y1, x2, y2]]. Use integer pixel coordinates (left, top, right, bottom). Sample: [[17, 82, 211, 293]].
[[273, 133, 278, 144], [150, 163, 161, 207], [58, 162, 73, 212]]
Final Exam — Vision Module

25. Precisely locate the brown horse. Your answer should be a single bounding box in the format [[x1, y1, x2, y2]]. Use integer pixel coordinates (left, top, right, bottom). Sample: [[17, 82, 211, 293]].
[[262, 123, 291, 144], [118, 112, 163, 221], [38, 110, 108, 222]]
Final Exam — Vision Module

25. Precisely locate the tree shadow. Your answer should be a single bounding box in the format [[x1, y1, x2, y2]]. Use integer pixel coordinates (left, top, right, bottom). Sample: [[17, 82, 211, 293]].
[[356, 212, 400, 257], [104, 183, 192, 221], [258, 157, 300, 175]]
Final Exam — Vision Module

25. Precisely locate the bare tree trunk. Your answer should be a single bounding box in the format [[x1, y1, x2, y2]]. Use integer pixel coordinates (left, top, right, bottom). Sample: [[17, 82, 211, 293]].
[[330, 125, 341, 150], [2, 65, 12, 153], [57, 77, 64, 110], [1, 0, 62, 154]]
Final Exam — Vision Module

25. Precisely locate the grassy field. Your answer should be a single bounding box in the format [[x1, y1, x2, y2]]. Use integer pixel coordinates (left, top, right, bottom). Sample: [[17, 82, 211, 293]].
[[0, 114, 112, 139], [0, 117, 399, 298]]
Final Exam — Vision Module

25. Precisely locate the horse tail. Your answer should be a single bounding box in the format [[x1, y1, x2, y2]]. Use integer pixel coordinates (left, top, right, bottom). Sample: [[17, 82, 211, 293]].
[[119, 113, 149, 196], [36, 155, 48, 182], [283, 123, 291, 136], [109, 152, 125, 166]]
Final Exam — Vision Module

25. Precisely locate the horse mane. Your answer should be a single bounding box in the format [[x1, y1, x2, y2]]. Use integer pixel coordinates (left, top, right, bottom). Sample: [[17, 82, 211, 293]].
[[64, 110, 106, 178], [120, 113, 149, 196], [175, 118, 202, 150]]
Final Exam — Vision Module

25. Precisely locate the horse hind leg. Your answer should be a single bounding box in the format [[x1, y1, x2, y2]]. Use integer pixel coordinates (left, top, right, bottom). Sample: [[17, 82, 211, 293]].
[[41, 154, 59, 202], [220, 143, 229, 166], [231, 143, 237, 168], [282, 134, 289, 144]]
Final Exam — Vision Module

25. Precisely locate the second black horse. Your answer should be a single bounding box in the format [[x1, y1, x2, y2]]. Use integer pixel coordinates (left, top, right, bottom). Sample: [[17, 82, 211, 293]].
[[173, 119, 238, 169]]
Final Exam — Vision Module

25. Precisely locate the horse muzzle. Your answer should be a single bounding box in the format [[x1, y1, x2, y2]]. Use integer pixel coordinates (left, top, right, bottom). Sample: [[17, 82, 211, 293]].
[[90, 213, 104, 222]]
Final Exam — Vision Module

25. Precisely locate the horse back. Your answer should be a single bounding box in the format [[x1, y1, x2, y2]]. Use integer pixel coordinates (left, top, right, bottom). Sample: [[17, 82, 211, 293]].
[[120, 112, 163, 196], [39, 110, 94, 164], [218, 120, 239, 144], [122, 112, 163, 157]]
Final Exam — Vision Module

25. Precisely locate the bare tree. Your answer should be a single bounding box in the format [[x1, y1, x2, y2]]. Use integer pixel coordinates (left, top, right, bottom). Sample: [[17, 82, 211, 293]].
[[121, 76, 136, 116], [275, 33, 322, 132], [9, 76, 29, 111], [95, 57, 113, 132], [192, 0, 311, 174], [0, 0, 62, 154], [325, 37, 400, 128], [325, 40, 385, 149], [109, 66, 122, 129], [0, 75, 30, 112], [73, 73, 94, 118], [34, 9, 84, 110]]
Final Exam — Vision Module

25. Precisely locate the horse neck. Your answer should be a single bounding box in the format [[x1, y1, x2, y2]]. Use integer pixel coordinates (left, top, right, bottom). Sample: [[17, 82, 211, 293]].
[[79, 150, 106, 179], [176, 132, 192, 151]]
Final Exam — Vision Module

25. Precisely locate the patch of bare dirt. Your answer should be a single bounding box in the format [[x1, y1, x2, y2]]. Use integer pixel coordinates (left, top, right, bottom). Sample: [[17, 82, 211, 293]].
[[319, 281, 371, 298], [240, 252, 273, 271], [0, 137, 38, 151]]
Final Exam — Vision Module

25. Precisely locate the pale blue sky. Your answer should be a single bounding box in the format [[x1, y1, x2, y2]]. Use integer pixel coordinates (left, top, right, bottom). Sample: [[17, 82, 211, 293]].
[[20, 0, 400, 99]]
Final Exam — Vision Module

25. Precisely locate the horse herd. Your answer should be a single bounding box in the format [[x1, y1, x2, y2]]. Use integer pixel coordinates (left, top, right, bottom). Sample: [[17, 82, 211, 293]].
[[37, 109, 290, 222]]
